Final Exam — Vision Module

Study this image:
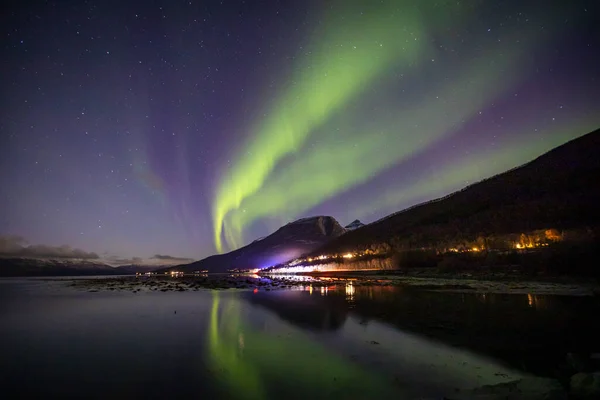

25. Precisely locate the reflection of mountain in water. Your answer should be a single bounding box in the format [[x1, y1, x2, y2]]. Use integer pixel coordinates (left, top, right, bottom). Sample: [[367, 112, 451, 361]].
[[207, 292, 402, 399], [245, 290, 348, 331], [327, 285, 600, 376]]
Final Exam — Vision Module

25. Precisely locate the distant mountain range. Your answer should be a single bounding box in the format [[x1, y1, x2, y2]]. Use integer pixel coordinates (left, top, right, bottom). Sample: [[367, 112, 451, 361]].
[[160, 216, 347, 273], [0, 258, 169, 277], [0, 258, 118, 277]]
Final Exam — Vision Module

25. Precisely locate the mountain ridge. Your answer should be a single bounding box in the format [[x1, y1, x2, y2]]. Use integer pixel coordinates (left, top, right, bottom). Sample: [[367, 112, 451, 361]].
[[307, 128, 600, 258], [164, 215, 347, 273]]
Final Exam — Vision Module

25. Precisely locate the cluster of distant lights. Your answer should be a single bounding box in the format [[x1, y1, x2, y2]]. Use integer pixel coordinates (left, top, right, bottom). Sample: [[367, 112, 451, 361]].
[[260, 251, 372, 273], [261, 234, 561, 273], [447, 241, 553, 253], [515, 243, 549, 249], [447, 230, 562, 253], [447, 247, 482, 253], [135, 270, 206, 277]]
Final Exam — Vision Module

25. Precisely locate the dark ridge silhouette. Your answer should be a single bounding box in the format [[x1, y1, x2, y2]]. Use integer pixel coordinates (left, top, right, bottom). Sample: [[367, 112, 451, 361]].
[[310, 128, 600, 256]]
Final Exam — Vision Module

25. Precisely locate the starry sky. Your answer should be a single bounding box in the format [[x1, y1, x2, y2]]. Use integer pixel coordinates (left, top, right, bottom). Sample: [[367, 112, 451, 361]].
[[1, 0, 599, 264]]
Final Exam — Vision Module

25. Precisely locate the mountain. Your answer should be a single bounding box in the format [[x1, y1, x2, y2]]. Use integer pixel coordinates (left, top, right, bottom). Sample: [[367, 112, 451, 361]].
[[0, 257, 118, 277], [345, 219, 365, 230], [309, 128, 600, 257], [165, 216, 347, 273]]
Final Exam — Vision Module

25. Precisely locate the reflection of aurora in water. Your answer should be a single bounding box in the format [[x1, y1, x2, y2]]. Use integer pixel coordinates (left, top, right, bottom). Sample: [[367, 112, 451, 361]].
[[207, 292, 400, 399], [207, 290, 532, 399], [208, 293, 264, 399]]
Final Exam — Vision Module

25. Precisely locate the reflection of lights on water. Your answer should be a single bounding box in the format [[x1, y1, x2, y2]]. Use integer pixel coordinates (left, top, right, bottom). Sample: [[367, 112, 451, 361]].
[[253, 288, 258, 294], [309, 285, 313, 295], [526, 293, 543, 308], [527, 293, 533, 307], [345, 282, 355, 300]]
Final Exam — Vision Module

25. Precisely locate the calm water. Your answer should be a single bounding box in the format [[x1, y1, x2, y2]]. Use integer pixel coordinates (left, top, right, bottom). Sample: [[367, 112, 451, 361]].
[[1, 278, 599, 399]]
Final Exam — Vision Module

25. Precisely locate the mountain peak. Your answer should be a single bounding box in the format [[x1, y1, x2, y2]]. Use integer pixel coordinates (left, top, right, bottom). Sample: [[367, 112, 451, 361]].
[[166, 215, 346, 273], [345, 219, 365, 230], [285, 215, 347, 237]]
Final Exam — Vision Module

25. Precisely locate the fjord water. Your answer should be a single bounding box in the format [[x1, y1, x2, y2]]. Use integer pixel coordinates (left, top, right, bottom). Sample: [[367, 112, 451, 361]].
[[1, 279, 599, 399]]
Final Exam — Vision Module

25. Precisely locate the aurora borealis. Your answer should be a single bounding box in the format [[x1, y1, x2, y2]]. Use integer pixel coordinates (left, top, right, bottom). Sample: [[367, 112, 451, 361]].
[[1, 0, 599, 261]]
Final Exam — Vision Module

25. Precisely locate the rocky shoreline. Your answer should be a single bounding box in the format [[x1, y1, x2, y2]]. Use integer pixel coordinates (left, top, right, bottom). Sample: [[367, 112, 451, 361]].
[[65, 272, 598, 296], [68, 274, 311, 292]]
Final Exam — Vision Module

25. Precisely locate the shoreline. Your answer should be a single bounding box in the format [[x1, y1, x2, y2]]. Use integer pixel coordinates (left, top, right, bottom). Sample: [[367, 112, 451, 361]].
[[292, 269, 600, 296], [59, 270, 600, 296]]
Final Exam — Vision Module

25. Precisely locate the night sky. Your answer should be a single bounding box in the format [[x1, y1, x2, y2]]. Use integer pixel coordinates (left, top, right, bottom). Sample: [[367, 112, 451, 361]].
[[1, 0, 599, 264]]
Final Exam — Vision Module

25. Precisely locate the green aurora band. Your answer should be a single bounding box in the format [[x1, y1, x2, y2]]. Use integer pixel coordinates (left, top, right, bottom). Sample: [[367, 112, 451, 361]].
[[224, 47, 527, 238], [212, 0, 590, 252], [349, 122, 599, 220], [207, 292, 399, 398], [213, 0, 468, 251]]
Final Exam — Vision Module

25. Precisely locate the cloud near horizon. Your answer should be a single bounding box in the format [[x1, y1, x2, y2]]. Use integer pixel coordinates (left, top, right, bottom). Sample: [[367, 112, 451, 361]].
[[104, 254, 195, 266], [152, 254, 194, 262], [105, 256, 144, 265], [0, 235, 100, 259], [0, 235, 195, 265]]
